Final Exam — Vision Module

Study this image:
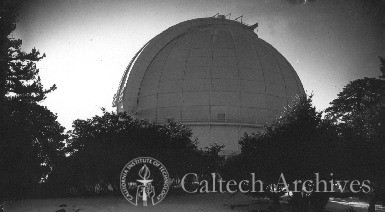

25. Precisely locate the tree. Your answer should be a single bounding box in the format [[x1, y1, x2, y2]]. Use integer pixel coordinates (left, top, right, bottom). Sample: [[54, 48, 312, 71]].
[[48, 110, 222, 196], [326, 77, 384, 141], [380, 57, 385, 79], [6, 39, 56, 102], [222, 95, 340, 211], [1, 2, 66, 201], [325, 57, 385, 212], [0, 0, 19, 111], [3, 102, 66, 198], [325, 58, 385, 179]]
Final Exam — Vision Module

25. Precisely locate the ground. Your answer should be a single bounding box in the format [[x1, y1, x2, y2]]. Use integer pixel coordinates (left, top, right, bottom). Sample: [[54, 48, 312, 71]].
[[4, 193, 385, 211]]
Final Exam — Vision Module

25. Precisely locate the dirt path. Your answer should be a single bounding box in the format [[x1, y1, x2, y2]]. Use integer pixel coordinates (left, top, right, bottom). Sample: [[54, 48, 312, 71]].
[[3, 193, 385, 211]]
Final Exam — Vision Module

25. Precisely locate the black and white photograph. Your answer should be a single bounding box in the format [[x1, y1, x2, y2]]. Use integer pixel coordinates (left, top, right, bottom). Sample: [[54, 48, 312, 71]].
[[1, 0, 384, 211]]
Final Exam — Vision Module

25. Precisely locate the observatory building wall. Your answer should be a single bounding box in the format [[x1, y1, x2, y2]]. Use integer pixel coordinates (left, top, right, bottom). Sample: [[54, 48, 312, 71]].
[[114, 17, 305, 154]]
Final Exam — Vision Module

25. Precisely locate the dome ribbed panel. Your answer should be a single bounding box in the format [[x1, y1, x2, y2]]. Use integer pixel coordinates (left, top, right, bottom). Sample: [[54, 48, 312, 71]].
[[118, 18, 305, 127]]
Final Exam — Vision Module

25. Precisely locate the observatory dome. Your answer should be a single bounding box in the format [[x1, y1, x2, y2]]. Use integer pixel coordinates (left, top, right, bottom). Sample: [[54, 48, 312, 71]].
[[114, 17, 305, 154]]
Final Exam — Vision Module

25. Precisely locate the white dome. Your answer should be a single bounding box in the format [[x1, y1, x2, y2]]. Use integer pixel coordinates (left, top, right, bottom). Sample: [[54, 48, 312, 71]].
[[114, 17, 305, 153]]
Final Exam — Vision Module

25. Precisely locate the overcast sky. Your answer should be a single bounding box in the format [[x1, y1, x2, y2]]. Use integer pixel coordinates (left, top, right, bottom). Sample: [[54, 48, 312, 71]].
[[13, 0, 385, 130]]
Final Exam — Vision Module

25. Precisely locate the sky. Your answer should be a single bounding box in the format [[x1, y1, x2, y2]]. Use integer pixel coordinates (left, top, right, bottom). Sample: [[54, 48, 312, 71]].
[[13, 0, 385, 130]]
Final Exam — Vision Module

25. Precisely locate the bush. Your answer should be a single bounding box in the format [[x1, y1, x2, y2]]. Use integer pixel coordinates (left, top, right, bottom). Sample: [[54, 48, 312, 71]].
[[44, 110, 224, 196]]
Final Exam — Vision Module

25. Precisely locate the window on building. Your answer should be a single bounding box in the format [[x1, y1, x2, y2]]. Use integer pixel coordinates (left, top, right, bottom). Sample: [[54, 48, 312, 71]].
[[166, 117, 174, 123], [217, 113, 226, 122]]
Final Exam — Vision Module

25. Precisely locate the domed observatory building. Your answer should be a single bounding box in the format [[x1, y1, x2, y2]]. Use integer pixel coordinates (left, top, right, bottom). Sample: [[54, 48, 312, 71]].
[[114, 15, 305, 154]]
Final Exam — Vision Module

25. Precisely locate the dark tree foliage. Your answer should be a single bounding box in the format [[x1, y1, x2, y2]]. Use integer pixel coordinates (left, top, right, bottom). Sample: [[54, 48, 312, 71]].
[[1, 45, 66, 199], [1, 1, 66, 201], [0, 0, 19, 101], [244, 95, 338, 182], [45, 110, 223, 196], [326, 77, 385, 141], [325, 77, 385, 179], [222, 95, 339, 210], [325, 58, 385, 179], [326, 58, 385, 211], [201, 143, 226, 176], [3, 101, 66, 199], [380, 57, 385, 79], [0, 0, 19, 145], [6, 39, 56, 102]]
